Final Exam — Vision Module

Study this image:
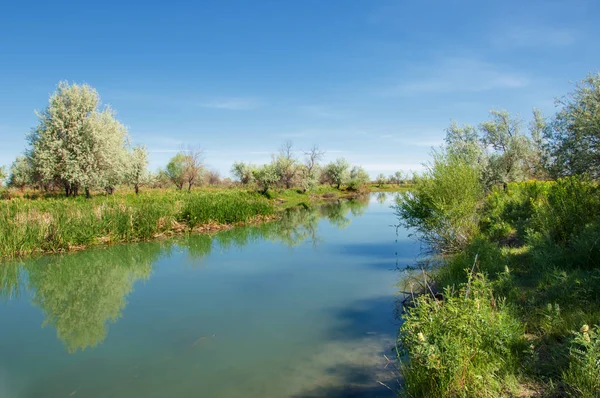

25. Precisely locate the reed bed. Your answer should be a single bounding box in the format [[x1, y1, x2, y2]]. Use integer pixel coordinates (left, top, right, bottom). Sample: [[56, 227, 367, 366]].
[[0, 190, 273, 258]]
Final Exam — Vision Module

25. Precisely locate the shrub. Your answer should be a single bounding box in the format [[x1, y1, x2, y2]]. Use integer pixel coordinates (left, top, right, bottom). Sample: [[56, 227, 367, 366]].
[[529, 176, 600, 247], [563, 325, 600, 397], [480, 181, 551, 242], [398, 274, 525, 397], [395, 150, 484, 253]]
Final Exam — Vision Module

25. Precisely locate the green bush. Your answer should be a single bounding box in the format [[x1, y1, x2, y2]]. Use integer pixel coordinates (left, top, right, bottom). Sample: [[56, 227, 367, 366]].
[[529, 176, 600, 247], [481, 181, 551, 242], [563, 325, 600, 397], [435, 238, 505, 289], [395, 151, 484, 253], [398, 274, 525, 397]]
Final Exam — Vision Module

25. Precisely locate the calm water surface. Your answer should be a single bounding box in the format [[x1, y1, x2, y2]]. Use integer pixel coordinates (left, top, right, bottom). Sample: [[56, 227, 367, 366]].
[[0, 193, 419, 398]]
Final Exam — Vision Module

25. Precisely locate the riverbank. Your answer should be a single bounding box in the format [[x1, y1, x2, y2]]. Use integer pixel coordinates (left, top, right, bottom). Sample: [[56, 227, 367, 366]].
[[0, 189, 276, 258], [0, 185, 402, 258], [396, 179, 600, 397]]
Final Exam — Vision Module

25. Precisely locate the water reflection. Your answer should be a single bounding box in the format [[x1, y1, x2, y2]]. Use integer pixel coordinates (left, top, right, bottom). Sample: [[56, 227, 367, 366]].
[[0, 196, 370, 353]]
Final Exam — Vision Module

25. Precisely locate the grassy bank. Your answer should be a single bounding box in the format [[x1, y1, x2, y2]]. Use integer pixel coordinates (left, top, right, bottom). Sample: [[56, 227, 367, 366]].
[[396, 178, 600, 397], [0, 189, 274, 258], [0, 184, 391, 258]]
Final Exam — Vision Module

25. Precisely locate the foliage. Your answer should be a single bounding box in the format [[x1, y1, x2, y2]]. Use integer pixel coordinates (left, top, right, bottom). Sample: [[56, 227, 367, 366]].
[[252, 164, 279, 193], [347, 166, 370, 191], [480, 181, 551, 242], [164, 149, 204, 191], [395, 150, 484, 253], [231, 161, 256, 185], [26, 246, 155, 352], [375, 173, 387, 187], [126, 145, 150, 194], [398, 178, 600, 395], [563, 325, 600, 397], [399, 274, 524, 397], [0, 190, 273, 258], [545, 73, 600, 179], [27, 81, 131, 196], [165, 153, 187, 190], [8, 155, 34, 190], [322, 158, 350, 189]]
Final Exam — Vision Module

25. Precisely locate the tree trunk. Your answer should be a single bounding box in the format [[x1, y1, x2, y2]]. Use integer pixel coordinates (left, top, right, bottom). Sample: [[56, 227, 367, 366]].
[[85, 188, 91, 198], [65, 183, 70, 197], [135, 184, 139, 194]]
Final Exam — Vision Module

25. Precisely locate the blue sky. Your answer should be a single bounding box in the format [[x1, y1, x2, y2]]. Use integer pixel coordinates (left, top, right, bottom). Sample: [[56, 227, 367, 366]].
[[1, 0, 599, 178]]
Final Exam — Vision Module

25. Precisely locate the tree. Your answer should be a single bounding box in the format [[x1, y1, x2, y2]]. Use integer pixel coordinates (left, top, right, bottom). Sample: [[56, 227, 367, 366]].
[[479, 110, 534, 188], [545, 73, 600, 178], [298, 145, 325, 192], [27, 81, 130, 197], [181, 146, 204, 190], [231, 162, 255, 185], [126, 145, 149, 194], [253, 164, 278, 194], [0, 166, 6, 186], [165, 153, 186, 190], [8, 156, 34, 190], [375, 173, 387, 187], [304, 145, 325, 175], [528, 108, 549, 179], [323, 158, 350, 189], [273, 141, 298, 189], [348, 165, 370, 191], [205, 169, 221, 185], [444, 121, 484, 164]]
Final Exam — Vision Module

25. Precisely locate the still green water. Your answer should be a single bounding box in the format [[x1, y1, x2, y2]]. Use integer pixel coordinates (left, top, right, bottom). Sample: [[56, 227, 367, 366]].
[[0, 193, 419, 398]]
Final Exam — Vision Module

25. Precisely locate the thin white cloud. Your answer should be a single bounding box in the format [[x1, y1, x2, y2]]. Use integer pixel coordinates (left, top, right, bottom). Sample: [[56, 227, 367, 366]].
[[108, 90, 263, 111], [198, 98, 263, 111], [386, 57, 529, 96]]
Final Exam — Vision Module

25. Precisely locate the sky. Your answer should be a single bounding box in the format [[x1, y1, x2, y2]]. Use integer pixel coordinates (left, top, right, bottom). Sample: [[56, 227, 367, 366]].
[[1, 0, 599, 178]]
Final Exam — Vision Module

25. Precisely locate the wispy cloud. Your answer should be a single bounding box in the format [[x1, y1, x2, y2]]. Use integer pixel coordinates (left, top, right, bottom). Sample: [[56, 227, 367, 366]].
[[385, 57, 529, 96], [198, 98, 263, 111], [108, 90, 263, 111], [492, 26, 578, 49]]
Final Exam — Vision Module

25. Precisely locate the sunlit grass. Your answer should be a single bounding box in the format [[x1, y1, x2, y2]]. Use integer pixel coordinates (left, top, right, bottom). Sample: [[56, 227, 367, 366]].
[[0, 189, 273, 258]]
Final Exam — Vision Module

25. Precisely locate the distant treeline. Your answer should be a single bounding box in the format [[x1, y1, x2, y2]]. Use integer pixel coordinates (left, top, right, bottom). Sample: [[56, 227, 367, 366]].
[[0, 82, 409, 197]]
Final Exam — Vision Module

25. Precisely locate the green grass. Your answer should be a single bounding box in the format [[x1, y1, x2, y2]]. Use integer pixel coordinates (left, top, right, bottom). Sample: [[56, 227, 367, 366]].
[[397, 178, 600, 397], [0, 189, 274, 258]]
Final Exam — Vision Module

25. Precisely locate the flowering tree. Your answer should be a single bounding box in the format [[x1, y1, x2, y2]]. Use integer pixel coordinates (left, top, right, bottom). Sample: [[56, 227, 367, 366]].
[[27, 81, 131, 197]]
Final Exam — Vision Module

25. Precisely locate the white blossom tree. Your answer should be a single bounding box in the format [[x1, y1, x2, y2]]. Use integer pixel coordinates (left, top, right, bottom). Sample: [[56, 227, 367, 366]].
[[27, 81, 131, 197], [8, 156, 34, 190], [126, 145, 150, 194]]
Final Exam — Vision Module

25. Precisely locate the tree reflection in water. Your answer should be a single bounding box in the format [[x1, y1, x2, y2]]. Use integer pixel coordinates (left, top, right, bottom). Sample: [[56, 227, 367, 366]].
[[0, 196, 371, 353]]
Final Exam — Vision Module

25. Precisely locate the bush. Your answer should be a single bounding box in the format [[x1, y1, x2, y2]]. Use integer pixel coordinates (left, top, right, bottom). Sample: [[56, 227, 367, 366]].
[[480, 181, 551, 242], [435, 238, 505, 289], [563, 325, 600, 397], [395, 150, 484, 253], [398, 274, 525, 397], [529, 176, 600, 247]]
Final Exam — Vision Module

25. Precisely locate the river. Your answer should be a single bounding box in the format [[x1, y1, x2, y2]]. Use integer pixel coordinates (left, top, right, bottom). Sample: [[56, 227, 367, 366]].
[[0, 193, 419, 398]]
